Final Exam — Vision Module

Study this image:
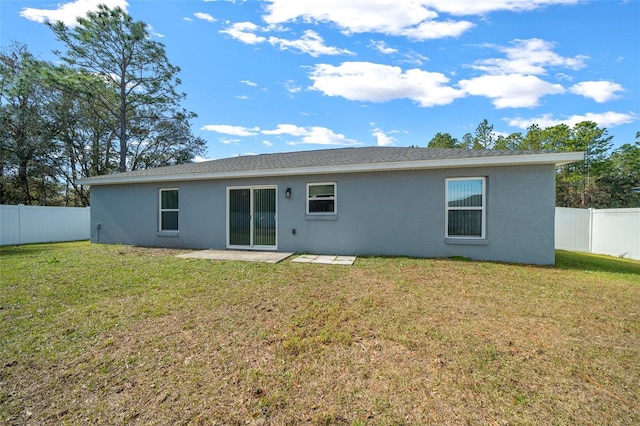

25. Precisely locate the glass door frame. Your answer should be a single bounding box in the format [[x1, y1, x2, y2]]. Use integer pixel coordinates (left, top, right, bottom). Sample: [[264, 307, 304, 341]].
[[226, 185, 278, 250]]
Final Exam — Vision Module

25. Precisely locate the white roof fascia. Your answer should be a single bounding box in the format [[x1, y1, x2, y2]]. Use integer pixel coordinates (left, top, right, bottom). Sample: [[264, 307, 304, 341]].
[[78, 151, 584, 186]]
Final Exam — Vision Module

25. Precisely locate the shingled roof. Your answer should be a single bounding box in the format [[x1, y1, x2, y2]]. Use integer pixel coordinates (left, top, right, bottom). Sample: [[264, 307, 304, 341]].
[[78, 146, 584, 185]]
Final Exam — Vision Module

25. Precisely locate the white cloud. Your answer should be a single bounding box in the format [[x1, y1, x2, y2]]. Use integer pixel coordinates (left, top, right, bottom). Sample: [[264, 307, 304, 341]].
[[240, 80, 258, 86], [555, 72, 573, 82], [220, 22, 267, 44], [262, 0, 472, 40], [401, 19, 474, 40], [401, 52, 430, 66], [261, 0, 579, 31], [423, 0, 578, 16], [262, 124, 309, 136], [200, 122, 363, 147], [264, 0, 434, 32], [146, 25, 164, 38], [570, 81, 624, 103], [507, 111, 638, 129], [370, 40, 397, 55], [222, 23, 351, 56], [235, 95, 249, 100], [201, 124, 260, 136], [293, 127, 361, 146], [262, 124, 361, 146], [470, 39, 588, 75], [20, 0, 128, 26], [309, 62, 464, 107], [269, 30, 353, 57], [192, 155, 214, 163], [459, 74, 565, 108], [371, 128, 396, 146], [284, 80, 302, 94], [194, 12, 217, 22]]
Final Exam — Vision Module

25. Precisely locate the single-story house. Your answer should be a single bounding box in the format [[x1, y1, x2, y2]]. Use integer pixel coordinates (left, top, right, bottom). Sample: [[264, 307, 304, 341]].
[[78, 147, 584, 264]]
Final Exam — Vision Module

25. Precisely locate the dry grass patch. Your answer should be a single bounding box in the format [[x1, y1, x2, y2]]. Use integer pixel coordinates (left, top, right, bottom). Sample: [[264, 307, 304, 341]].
[[1, 243, 639, 424]]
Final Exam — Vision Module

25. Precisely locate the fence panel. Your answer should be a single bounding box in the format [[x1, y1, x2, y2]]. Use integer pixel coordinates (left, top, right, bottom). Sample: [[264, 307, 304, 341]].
[[591, 208, 640, 260], [0, 205, 90, 246], [0, 205, 21, 245], [555, 207, 591, 253], [555, 207, 640, 260]]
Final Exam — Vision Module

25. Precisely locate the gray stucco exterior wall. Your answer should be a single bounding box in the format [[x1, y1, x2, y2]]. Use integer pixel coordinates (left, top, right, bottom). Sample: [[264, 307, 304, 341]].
[[89, 163, 557, 264]]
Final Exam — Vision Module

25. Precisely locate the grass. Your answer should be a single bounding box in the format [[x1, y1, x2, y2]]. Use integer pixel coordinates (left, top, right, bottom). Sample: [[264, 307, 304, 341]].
[[1, 242, 639, 425]]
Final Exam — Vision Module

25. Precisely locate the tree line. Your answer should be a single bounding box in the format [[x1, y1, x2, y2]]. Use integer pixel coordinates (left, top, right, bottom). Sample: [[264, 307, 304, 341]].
[[1, 5, 205, 207], [428, 119, 639, 209]]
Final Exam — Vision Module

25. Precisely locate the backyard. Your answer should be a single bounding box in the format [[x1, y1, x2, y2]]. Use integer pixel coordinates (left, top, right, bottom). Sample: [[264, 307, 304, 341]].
[[1, 242, 639, 425]]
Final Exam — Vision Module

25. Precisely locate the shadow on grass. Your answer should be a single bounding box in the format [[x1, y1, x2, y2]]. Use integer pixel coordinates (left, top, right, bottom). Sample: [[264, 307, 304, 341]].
[[0, 244, 58, 257], [555, 250, 640, 276]]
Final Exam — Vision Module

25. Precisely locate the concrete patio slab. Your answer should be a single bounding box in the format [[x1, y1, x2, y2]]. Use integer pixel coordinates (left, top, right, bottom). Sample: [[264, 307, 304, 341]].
[[176, 250, 293, 263], [291, 254, 317, 263], [313, 255, 337, 264], [291, 254, 356, 265]]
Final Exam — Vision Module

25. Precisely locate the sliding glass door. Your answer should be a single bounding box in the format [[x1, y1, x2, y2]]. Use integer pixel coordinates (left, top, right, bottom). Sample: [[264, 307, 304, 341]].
[[229, 188, 251, 246], [253, 188, 276, 247], [228, 186, 276, 249]]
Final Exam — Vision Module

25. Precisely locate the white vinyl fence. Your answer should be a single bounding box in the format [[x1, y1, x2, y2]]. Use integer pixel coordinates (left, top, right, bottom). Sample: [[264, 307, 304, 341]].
[[0, 204, 90, 246], [555, 207, 640, 260]]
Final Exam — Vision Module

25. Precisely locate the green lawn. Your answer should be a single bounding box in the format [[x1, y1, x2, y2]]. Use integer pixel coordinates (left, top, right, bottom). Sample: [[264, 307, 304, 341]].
[[1, 242, 639, 425]]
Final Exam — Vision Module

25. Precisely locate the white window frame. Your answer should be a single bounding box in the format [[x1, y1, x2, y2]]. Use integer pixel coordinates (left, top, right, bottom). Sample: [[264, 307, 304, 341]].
[[159, 188, 179, 232], [445, 177, 486, 239], [306, 182, 337, 215]]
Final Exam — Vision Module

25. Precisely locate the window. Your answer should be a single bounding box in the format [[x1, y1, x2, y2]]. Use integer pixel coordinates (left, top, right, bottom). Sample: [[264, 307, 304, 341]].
[[159, 189, 179, 231], [446, 177, 485, 238], [307, 182, 336, 214]]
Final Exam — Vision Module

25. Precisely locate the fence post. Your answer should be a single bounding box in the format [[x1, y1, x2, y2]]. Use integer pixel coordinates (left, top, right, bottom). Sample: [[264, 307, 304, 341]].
[[17, 204, 24, 245], [588, 208, 593, 254]]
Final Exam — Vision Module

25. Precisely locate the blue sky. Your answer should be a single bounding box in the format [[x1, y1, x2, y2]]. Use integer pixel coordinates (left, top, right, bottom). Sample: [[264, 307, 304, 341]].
[[2, 0, 638, 160]]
